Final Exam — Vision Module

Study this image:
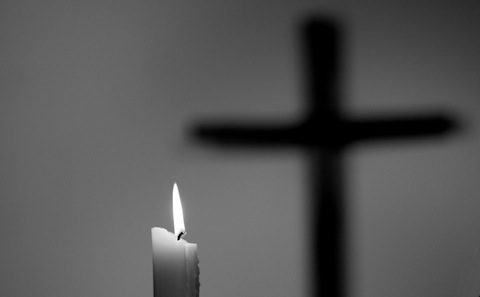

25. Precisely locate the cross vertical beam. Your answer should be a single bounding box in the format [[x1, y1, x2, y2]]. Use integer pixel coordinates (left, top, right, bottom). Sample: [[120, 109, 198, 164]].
[[304, 20, 346, 297]]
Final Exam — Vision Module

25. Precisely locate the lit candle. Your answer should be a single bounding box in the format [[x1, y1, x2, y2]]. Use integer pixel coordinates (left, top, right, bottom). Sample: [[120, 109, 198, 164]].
[[152, 183, 199, 297]]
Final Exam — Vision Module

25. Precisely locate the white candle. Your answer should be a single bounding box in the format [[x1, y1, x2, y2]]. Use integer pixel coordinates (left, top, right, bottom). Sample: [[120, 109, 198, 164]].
[[152, 183, 199, 297]]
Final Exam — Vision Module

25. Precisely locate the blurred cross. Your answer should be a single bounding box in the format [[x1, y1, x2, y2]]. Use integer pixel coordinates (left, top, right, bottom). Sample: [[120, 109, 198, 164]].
[[191, 17, 455, 297]]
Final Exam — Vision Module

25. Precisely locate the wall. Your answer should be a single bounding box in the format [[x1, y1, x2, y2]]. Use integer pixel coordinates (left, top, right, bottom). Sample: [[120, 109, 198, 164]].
[[0, 1, 479, 297]]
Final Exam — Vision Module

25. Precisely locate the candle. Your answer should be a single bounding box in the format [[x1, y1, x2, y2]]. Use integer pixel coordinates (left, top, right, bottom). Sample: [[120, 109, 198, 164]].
[[152, 183, 199, 297]]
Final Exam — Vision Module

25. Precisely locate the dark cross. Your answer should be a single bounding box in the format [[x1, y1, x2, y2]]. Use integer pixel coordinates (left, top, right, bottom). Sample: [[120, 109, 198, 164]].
[[191, 17, 455, 297]]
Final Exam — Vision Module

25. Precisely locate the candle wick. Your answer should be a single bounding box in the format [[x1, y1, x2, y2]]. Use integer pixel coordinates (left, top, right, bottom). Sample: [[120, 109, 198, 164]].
[[177, 231, 186, 241]]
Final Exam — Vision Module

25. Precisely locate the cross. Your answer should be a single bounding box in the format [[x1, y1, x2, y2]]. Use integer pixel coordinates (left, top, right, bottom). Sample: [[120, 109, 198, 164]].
[[191, 17, 455, 297]]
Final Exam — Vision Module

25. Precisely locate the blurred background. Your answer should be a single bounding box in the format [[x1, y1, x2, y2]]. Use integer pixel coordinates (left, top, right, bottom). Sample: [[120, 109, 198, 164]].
[[1, 1, 480, 297]]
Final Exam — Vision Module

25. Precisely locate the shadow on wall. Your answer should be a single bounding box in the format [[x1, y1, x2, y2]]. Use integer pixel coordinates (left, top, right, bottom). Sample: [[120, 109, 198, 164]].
[[190, 15, 457, 297]]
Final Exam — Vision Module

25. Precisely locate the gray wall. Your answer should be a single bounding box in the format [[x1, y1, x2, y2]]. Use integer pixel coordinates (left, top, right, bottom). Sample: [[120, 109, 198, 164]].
[[1, 1, 479, 297]]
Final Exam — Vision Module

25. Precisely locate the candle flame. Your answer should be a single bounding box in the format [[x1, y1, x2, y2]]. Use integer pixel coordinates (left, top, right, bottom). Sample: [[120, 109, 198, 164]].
[[173, 183, 186, 240]]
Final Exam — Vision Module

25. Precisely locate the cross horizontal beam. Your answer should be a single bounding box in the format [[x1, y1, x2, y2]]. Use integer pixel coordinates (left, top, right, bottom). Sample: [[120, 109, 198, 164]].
[[193, 113, 455, 148]]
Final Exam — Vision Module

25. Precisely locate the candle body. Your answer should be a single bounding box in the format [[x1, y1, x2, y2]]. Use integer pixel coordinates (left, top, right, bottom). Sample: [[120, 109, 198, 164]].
[[152, 227, 199, 297]]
